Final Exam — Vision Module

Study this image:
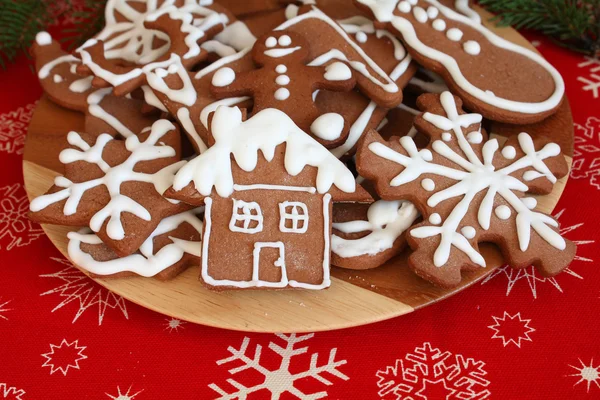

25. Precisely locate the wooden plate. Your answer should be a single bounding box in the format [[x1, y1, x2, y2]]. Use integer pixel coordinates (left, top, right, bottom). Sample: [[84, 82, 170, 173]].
[[23, 7, 573, 333]]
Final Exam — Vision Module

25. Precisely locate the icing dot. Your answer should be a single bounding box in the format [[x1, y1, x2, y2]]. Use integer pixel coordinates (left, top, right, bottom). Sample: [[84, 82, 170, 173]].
[[356, 31, 368, 43], [278, 35, 292, 46], [463, 40, 481, 55], [35, 31, 52, 46], [276, 75, 290, 85], [495, 205, 511, 220], [446, 28, 463, 41], [442, 132, 452, 141], [432, 19, 446, 31], [427, 6, 439, 19], [522, 197, 537, 210], [408, 0, 418, 4], [324, 62, 352, 81], [276, 64, 287, 73], [420, 149, 433, 161], [421, 178, 435, 191], [265, 36, 277, 47], [310, 113, 345, 141], [53, 74, 63, 83], [467, 131, 483, 144], [397, 1, 411, 13], [212, 67, 236, 87], [429, 213, 442, 225], [413, 7, 428, 23], [461, 226, 476, 239], [275, 88, 290, 101], [501, 146, 516, 159]]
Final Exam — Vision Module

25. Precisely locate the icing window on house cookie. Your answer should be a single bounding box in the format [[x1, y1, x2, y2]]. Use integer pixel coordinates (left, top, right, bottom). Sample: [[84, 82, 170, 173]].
[[229, 200, 263, 234], [279, 202, 309, 233]]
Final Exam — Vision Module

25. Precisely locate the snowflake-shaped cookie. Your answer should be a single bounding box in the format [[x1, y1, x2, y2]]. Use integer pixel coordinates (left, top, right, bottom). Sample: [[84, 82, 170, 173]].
[[29, 119, 189, 257], [357, 91, 576, 287]]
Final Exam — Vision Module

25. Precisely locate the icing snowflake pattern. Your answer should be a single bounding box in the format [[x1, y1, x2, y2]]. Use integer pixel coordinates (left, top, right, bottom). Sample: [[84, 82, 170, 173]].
[[572, 116, 600, 189], [358, 91, 573, 285], [577, 56, 600, 99], [376, 342, 490, 399], [0, 183, 44, 251], [209, 333, 348, 399], [0, 102, 36, 154], [30, 119, 182, 241]]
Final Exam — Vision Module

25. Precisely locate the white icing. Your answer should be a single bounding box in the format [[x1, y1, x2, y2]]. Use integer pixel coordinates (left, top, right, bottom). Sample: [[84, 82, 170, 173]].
[[212, 67, 236, 87], [368, 91, 566, 267], [274, 88, 290, 100], [141, 85, 168, 112], [421, 178, 435, 191], [310, 113, 345, 141], [145, 54, 197, 106], [177, 107, 208, 152], [461, 225, 476, 239], [463, 40, 481, 55], [279, 201, 309, 233], [466, 131, 483, 144], [356, 0, 565, 114], [36, 31, 52, 46], [278, 35, 292, 46], [69, 77, 93, 93], [455, 0, 481, 23], [446, 28, 463, 41], [522, 197, 537, 210], [495, 205, 511, 220], [332, 200, 419, 258], [356, 31, 368, 43], [442, 132, 452, 141], [265, 37, 278, 47], [429, 213, 442, 225], [285, 4, 300, 19], [276, 64, 287, 73], [173, 106, 357, 197], [432, 18, 446, 31], [264, 46, 302, 58], [214, 21, 257, 51], [53, 75, 63, 83], [201, 40, 237, 58], [30, 120, 182, 241], [39, 55, 78, 79], [398, 1, 411, 13], [501, 145, 516, 159], [229, 199, 263, 233], [427, 6, 439, 19], [324, 62, 352, 81], [87, 88, 135, 138], [234, 184, 316, 194], [67, 208, 204, 277], [413, 7, 428, 23], [199, 96, 250, 129], [276, 75, 290, 85]]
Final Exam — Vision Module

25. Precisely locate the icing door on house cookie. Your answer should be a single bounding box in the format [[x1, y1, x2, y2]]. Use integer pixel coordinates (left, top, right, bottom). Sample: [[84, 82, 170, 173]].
[[252, 242, 287, 284]]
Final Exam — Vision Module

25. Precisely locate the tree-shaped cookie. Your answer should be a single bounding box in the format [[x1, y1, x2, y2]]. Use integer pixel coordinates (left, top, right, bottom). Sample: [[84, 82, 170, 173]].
[[29, 120, 190, 257], [75, 0, 233, 95], [356, 91, 576, 287]]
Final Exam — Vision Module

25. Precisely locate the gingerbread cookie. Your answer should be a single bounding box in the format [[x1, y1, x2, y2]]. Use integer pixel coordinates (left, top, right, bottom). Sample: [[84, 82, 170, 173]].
[[354, 0, 565, 124], [164, 106, 371, 290], [75, 0, 234, 96], [29, 120, 190, 257], [332, 200, 419, 270], [357, 91, 576, 287], [68, 208, 203, 280]]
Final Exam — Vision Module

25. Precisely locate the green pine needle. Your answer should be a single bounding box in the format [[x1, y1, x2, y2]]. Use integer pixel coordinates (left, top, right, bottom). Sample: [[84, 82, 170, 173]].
[[479, 0, 600, 57]]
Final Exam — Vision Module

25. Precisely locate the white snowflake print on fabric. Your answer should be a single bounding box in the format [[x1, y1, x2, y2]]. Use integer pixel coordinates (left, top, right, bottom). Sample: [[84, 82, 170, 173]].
[[481, 209, 594, 298], [40, 257, 129, 325], [376, 342, 490, 400], [209, 333, 349, 399], [106, 385, 144, 400], [572, 116, 600, 189], [0, 298, 12, 321], [0, 183, 44, 251], [488, 312, 535, 348], [0, 383, 25, 400], [164, 318, 185, 332], [577, 57, 600, 98], [41, 339, 87, 376], [568, 358, 600, 393], [0, 102, 35, 155]]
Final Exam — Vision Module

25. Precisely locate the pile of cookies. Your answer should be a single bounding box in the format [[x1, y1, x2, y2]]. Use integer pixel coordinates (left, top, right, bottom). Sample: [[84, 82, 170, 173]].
[[29, 0, 576, 290]]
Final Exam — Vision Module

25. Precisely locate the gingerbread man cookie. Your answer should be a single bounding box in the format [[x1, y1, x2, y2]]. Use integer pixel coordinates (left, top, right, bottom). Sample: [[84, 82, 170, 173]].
[[357, 92, 576, 287]]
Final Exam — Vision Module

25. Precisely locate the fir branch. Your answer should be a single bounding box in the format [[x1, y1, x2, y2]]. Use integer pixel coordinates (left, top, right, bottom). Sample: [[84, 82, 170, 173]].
[[0, 0, 54, 69], [479, 0, 600, 57], [61, 0, 107, 51]]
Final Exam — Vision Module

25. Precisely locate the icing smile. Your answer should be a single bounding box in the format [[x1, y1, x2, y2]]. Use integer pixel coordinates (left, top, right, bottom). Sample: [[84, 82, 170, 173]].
[[263, 47, 302, 58]]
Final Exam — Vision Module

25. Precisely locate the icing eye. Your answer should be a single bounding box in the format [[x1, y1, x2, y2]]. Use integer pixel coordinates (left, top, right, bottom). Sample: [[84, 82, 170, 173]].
[[278, 35, 292, 46], [265, 37, 277, 48]]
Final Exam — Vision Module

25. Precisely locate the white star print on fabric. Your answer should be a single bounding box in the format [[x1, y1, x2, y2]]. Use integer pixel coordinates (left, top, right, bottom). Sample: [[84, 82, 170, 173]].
[[568, 358, 600, 393], [164, 318, 186, 332], [41, 339, 88, 376], [106, 385, 144, 400], [481, 209, 593, 298], [488, 312, 535, 348], [0, 183, 44, 251], [40, 257, 129, 325], [0, 298, 12, 321], [209, 333, 348, 399], [0, 383, 25, 400]]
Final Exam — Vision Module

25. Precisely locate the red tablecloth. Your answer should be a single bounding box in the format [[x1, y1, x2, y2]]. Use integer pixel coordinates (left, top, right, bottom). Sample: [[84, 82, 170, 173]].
[[1, 21, 599, 400]]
